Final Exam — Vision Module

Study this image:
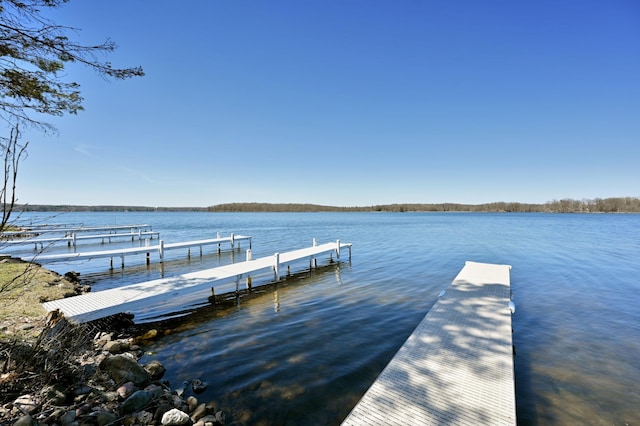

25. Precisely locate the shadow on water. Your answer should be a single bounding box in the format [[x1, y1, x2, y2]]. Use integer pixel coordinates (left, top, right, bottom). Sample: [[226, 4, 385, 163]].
[[112, 261, 351, 341]]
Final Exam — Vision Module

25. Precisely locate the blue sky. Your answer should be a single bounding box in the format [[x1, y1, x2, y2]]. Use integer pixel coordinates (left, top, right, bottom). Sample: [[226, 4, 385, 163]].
[[16, 0, 640, 207]]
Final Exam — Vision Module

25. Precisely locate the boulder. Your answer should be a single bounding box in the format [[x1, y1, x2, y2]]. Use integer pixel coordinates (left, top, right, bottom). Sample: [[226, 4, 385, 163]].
[[100, 354, 150, 387]]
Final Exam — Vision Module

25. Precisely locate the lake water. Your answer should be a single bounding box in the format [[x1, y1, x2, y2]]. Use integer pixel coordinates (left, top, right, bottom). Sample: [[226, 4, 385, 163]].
[[11, 211, 640, 425]]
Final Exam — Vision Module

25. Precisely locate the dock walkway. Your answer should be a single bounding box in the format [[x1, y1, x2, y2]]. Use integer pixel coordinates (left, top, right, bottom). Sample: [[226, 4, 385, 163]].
[[3, 230, 160, 249], [341, 261, 516, 425], [25, 234, 251, 268], [42, 240, 352, 323]]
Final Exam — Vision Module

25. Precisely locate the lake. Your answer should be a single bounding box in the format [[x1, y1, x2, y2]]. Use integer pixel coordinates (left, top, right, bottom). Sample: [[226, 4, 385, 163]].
[[11, 211, 640, 425]]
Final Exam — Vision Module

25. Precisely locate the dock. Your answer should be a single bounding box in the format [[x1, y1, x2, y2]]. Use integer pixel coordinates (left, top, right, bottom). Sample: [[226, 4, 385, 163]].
[[341, 261, 516, 425], [25, 234, 252, 268], [2, 224, 153, 237], [42, 240, 352, 323], [3, 230, 160, 249]]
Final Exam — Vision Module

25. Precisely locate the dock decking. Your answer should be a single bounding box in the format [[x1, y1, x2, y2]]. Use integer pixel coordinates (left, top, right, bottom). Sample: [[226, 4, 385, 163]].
[[42, 240, 352, 323], [25, 234, 251, 268], [341, 261, 516, 426]]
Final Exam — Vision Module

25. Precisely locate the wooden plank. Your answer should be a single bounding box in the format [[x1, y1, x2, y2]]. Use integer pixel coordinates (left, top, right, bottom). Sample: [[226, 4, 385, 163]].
[[42, 241, 352, 323], [341, 261, 516, 426]]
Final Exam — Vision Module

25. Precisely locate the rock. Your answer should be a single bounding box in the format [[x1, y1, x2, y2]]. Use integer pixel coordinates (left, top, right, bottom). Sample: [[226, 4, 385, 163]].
[[190, 403, 208, 422], [135, 410, 155, 425], [117, 382, 137, 399], [13, 395, 40, 414], [103, 340, 130, 354], [60, 410, 76, 426], [154, 403, 173, 423], [137, 329, 158, 341], [64, 271, 81, 283], [120, 390, 154, 415], [12, 414, 37, 426], [144, 360, 166, 380], [161, 408, 191, 425], [42, 384, 67, 405], [99, 354, 150, 387], [94, 411, 118, 426], [215, 411, 225, 424], [191, 379, 207, 393], [186, 396, 198, 413]]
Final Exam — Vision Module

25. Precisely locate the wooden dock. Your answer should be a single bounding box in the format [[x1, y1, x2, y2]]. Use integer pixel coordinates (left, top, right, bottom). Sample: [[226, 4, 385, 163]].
[[42, 240, 351, 323], [341, 261, 516, 426], [24, 234, 251, 268]]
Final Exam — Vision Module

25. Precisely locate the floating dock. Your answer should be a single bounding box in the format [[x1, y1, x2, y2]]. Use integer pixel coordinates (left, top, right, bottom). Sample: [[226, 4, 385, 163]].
[[42, 240, 352, 323], [342, 261, 516, 426], [24, 234, 251, 268]]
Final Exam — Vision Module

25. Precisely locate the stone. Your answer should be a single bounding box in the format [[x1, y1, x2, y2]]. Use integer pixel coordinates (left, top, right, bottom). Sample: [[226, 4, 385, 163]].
[[186, 396, 198, 413], [103, 340, 130, 354], [99, 354, 150, 387], [190, 403, 208, 422], [144, 360, 166, 380], [12, 414, 37, 426], [191, 379, 207, 393], [161, 408, 190, 425], [94, 411, 118, 426], [60, 410, 76, 426], [13, 395, 40, 414], [120, 390, 154, 415], [42, 385, 67, 405], [116, 382, 137, 399]]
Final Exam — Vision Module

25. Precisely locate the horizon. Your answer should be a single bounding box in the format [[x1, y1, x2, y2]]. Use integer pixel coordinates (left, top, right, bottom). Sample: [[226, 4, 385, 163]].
[[17, 1, 640, 207]]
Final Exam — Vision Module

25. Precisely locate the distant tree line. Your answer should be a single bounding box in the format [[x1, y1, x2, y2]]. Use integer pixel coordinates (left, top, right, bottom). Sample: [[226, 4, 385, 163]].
[[16, 205, 207, 212], [13, 197, 640, 213], [208, 198, 640, 213]]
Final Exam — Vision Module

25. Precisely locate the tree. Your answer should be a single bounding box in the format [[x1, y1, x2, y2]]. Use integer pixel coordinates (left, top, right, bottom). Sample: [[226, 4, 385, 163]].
[[0, 0, 143, 293], [0, 0, 144, 132]]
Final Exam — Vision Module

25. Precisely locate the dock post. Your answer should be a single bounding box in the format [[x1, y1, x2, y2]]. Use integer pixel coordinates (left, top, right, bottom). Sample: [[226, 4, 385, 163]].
[[336, 239, 340, 259], [313, 238, 317, 246], [249, 237, 252, 249], [246, 249, 252, 261], [159, 240, 164, 263], [72, 233, 77, 248], [246, 276, 252, 290], [121, 254, 125, 269], [274, 253, 280, 280], [231, 233, 235, 250]]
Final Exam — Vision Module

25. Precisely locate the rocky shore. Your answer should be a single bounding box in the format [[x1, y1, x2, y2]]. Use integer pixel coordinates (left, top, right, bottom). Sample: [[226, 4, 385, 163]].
[[1, 313, 225, 426]]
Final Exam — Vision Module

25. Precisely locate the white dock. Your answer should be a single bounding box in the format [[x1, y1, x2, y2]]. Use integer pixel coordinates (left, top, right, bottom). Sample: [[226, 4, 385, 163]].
[[25, 234, 252, 268], [3, 230, 160, 249], [342, 261, 516, 426], [2, 224, 153, 237], [42, 240, 352, 323]]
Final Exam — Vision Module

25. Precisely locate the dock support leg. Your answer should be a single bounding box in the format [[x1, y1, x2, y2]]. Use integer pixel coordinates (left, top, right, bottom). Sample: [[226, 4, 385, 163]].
[[231, 233, 235, 250], [110, 257, 113, 270], [121, 254, 125, 269], [159, 240, 164, 263], [336, 239, 340, 259], [273, 253, 280, 280], [246, 276, 252, 290]]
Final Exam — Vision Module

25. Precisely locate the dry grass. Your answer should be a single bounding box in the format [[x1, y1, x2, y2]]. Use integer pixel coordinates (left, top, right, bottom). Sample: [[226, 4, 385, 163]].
[[0, 259, 77, 337]]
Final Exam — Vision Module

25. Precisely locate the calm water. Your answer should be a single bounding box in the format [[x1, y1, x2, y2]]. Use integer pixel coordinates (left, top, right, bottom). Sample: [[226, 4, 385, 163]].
[[12, 212, 640, 425]]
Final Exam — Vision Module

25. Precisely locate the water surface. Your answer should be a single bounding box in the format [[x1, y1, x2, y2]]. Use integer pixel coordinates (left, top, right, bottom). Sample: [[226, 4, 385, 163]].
[[13, 212, 640, 425]]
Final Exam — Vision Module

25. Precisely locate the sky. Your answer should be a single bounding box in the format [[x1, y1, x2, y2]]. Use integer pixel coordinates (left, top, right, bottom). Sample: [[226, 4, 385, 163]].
[[13, 0, 640, 207]]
